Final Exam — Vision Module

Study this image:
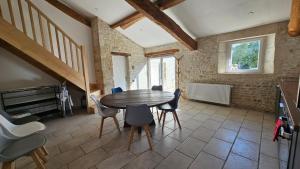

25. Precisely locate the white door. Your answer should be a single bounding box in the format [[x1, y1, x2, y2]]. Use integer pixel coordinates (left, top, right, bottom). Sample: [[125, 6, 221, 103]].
[[112, 55, 127, 90]]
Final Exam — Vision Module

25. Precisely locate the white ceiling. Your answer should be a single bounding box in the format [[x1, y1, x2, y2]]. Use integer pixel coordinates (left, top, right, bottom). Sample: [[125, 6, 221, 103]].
[[60, 0, 292, 48]]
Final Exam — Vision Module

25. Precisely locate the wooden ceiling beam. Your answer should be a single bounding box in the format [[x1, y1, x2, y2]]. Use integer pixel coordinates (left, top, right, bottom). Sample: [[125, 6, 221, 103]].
[[145, 49, 179, 57], [125, 0, 197, 50], [288, 0, 300, 36], [45, 0, 91, 27], [111, 0, 185, 29]]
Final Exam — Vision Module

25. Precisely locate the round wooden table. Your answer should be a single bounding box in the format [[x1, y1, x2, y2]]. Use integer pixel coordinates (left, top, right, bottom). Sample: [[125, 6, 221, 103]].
[[100, 89, 174, 129], [100, 89, 174, 109]]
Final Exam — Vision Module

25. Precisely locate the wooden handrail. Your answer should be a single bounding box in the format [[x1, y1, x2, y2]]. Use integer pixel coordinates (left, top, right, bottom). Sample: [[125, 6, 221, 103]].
[[0, 0, 84, 76]]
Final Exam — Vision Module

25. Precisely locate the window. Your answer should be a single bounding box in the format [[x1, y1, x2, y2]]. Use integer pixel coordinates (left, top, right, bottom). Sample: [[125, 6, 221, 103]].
[[218, 34, 275, 74], [227, 38, 262, 73]]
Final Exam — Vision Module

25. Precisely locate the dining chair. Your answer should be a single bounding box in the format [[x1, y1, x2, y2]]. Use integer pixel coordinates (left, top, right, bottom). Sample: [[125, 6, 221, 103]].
[[0, 110, 40, 125], [0, 115, 46, 139], [0, 132, 48, 169], [158, 89, 182, 129], [151, 85, 163, 120], [111, 87, 123, 94], [90, 95, 121, 138], [126, 104, 153, 151]]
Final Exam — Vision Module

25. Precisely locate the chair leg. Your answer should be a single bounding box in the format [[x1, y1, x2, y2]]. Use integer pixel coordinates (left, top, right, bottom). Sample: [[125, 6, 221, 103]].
[[162, 112, 166, 130], [41, 146, 48, 156], [36, 148, 47, 163], [156, 109, 160, 123], [112, 115, 121, 132], [144, 125, 153, 150], [173, 111, 181, 129], [31, 151, 46, 169], [128, 127, 135, 151], [2, 161, 15, 169], [99, 117, 105, 138], [172, 113, 177, 122], [159, 110, 164, 123]]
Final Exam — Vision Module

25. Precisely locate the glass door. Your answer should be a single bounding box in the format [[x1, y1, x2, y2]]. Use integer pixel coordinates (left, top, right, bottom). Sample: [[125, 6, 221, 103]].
[[149, 57, 175, 92], [162, 57, 176, 92]]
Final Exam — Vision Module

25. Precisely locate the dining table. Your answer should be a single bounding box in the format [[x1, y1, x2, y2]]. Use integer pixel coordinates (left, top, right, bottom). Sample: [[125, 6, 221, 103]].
[[100, 89, 174, 128]]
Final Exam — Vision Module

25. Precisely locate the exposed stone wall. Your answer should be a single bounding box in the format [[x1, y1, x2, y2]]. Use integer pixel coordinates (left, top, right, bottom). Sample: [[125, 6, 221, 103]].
[[95, 19, 146, 94], [145, 21, 300, 113]]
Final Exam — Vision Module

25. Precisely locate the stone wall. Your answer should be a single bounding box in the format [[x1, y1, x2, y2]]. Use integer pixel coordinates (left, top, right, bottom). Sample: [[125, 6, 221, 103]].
[[145, 21, 300, 113], [95, 19, 146, 94]]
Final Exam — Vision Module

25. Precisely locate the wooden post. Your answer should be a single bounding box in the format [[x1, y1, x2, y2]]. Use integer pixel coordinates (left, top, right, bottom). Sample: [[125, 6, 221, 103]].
[[7, 0, 15, 26], [80, 46, 92, 113], [18, 0, 27, 35], [91, 18, 104, 94], [288, 0, 300, 36]]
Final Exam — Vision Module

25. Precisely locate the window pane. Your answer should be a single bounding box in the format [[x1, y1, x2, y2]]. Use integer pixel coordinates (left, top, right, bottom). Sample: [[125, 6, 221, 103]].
[[149, 58, 161, 86], [162, 57, 175, 92], [230, 40, 260, 71], [137, 64, 148, 89]]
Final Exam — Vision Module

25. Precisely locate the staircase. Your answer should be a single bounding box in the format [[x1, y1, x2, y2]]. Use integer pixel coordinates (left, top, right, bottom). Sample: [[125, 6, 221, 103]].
[[0, 0, 91, 109]]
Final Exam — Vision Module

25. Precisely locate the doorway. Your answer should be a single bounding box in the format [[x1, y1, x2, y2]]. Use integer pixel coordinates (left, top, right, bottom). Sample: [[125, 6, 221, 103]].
[[112, 55, 128, 90]]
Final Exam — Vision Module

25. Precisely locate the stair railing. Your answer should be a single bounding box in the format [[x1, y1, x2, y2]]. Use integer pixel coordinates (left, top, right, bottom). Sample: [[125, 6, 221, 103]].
[[0, 0, 84, 75]]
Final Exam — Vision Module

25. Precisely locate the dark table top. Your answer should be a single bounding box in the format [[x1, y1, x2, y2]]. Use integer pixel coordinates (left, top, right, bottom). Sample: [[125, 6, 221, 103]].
[[100, 89, 174, 109]]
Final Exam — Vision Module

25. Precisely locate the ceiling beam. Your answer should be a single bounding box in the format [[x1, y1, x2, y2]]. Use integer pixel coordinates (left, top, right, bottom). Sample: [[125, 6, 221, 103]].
[[288, 0, 300, 36], [125, 0, 197, 50], [111, 0, 185, 29], [45, 0, 91, 27], [145, 49, 179, 57]]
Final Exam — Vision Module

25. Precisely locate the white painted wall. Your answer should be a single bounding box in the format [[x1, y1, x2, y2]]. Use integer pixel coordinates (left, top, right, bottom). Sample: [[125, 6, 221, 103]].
[[0, 47, 59, 90]]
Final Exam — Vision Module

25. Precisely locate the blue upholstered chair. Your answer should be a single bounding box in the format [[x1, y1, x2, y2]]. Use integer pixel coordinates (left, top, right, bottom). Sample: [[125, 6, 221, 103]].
[[111, 87, 123, 94]]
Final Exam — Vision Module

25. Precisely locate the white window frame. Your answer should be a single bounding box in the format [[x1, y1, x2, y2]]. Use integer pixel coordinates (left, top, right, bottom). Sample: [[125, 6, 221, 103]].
[[226, 37, 264, 74]]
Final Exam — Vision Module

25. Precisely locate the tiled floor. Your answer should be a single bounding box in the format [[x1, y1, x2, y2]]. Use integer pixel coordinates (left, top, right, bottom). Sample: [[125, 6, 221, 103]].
[[15, 99, 288, 169]]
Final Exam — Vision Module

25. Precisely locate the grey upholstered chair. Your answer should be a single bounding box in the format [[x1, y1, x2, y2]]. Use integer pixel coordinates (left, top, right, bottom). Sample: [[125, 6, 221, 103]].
[[90, 95, 121, 138], [0, 110, 40, 125], [0, 132, 48, 169], [151, 85, 163, 120], [158, 89, 182, 129], [126, 104, 153, 150]]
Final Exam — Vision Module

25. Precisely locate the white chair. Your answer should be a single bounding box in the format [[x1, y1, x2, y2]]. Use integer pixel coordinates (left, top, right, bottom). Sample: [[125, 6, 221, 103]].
[[90, 95, 121, 138], [0, 115, 46, 139]]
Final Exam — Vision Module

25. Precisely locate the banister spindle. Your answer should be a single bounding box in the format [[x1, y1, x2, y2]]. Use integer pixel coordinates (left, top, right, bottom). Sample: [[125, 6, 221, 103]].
[[47, 21, 54, 53], [76, 45, 80, 72], [18, 0, 27, 34], [7, 0, 15, 26], [37, 11, 46, 47], [28, 2, 37, 41], [55, 27, 61, 59], [69, 39, 74, 68], [62, 35, 68, 65]]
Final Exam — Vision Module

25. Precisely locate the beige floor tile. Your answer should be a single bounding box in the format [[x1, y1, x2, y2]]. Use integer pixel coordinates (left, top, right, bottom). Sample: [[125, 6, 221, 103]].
[[201, 119, 222, 130], [191, 127, 216, 142], [242, 120, 262, 131], [181, 119, 202, 130], [156, 151, 193, 169], [260, 139, 278, 158], [96, 151, 136, 169], [176, 137, 206, 158], [193, 113, 211, 122], [222, 120, 242, 131], [168, 128, 193, 142], [203, 138, 232, 160], [258, 154, 280, 169], [123, 151, 164, 169], [214, 128, 237, 143], [68, 148, 109, 169], [238, 128, 261, 144], [224, 153, 258, 169], [189, 151, 224, 169], [232, 139, 260, 161], [154, 136, 181, 157]]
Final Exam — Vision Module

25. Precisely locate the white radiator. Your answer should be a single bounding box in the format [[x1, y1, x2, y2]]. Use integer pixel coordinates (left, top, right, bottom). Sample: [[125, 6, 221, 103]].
[[187, 83, 232, 105]]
